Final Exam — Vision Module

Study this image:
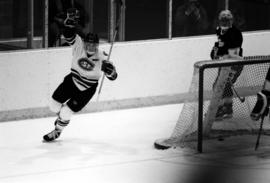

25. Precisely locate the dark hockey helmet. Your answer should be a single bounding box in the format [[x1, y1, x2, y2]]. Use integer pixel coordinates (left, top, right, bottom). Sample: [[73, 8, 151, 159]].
[[84, 33, 99, 44], [218, 10, 233, 28], [84, 33, 99, 55]]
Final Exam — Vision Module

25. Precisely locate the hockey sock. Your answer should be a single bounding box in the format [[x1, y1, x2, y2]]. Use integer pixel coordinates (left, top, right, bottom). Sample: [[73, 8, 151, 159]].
[[55, 117, 70, 131]]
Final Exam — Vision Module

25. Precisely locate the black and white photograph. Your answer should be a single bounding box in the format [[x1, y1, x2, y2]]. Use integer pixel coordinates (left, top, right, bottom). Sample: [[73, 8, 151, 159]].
[[1, 0, 270, 183]]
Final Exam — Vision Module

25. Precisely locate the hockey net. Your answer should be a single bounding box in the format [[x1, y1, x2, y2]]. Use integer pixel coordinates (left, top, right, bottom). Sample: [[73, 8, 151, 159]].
[[154, 55, 270, 152]]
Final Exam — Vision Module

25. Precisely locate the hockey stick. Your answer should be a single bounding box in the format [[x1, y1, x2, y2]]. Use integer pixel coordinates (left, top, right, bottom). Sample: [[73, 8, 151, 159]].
[[96, 0, 123, 101], [255, 107, 269, 150], [231, 83, 245, 103]]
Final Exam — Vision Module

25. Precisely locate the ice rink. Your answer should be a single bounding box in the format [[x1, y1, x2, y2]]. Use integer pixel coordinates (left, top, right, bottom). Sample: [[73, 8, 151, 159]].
[[1, 104, 270, 183]]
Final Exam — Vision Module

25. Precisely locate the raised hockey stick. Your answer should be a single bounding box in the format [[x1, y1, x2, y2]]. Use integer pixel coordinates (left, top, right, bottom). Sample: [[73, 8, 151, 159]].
[[96, 0, 123, 101], [255, 107, 269, 150]]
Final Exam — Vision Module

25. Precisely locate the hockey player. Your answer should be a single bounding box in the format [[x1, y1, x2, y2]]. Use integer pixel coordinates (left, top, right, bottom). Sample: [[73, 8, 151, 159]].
[[43, 8, 118, 142], [210, 10, 243, 120], [250, 68, 270, 121]]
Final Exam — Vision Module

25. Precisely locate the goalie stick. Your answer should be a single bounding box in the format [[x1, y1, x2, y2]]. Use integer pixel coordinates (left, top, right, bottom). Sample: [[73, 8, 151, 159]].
[[96, 0, 123, 101], [230, 81, 245, 103], [255, 106, 269, 150]]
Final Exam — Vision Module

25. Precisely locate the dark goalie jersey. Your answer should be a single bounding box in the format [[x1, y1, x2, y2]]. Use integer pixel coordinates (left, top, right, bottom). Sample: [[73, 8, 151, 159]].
[[64, 34, 107, 91], [216, 25, 243, 57]]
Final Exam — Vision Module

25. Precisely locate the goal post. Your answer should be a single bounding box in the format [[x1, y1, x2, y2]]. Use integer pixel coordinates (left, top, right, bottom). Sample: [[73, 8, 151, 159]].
[[154, 55, 270, 153]]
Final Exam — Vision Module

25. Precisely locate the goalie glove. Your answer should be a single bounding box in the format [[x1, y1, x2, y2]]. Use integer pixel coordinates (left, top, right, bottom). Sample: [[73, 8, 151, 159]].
[[101, 60, 118, 80]]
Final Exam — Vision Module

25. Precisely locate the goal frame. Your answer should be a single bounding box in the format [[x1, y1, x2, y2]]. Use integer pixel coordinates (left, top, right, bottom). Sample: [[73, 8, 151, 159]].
[[196, 56, 270, 153]]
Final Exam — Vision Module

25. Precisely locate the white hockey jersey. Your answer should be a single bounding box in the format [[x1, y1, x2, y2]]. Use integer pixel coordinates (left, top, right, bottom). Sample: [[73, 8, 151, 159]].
[[68, 34, 107, 91]]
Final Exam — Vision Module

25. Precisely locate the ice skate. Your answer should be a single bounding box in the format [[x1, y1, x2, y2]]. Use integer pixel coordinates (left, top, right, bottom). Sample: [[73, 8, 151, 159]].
[[43, 117, 68, 142], [251, 92, 270, 121], [43, 128, 62, 142]]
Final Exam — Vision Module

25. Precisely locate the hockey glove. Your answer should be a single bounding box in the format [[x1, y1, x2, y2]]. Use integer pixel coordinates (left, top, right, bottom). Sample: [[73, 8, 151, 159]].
[[101, 60, 118, 80], [64, 8, 80, 28], [210, 42, 219, 60]]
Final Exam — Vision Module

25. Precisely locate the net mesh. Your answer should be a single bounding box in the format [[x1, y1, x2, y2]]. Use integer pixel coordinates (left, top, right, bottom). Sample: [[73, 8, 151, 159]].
[[154, 56, 270, 151]]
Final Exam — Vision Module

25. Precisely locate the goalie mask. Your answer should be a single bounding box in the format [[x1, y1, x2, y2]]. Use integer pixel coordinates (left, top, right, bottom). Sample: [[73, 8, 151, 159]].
[[218, 10, 233, 30], [84, 33, 99, 55]]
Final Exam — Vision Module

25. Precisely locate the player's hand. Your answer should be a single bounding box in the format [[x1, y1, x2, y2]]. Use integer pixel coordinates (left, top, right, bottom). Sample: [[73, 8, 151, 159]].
[[102, 60, 118, 80], [210, 47, 218, 59], [64, 8, 80, 28], [210, 42, 219, 60], [101, 61, 114, 75], [67, 8, 80, 18], [64, 18, 77, 28]]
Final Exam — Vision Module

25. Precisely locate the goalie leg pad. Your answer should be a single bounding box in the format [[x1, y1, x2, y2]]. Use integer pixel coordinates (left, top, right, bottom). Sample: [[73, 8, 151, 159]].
[[250, 92, 269, 121]]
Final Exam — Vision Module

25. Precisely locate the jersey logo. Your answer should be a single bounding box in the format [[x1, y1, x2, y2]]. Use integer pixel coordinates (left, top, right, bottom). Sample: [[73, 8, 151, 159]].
[[78, 57, 95, 71]]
